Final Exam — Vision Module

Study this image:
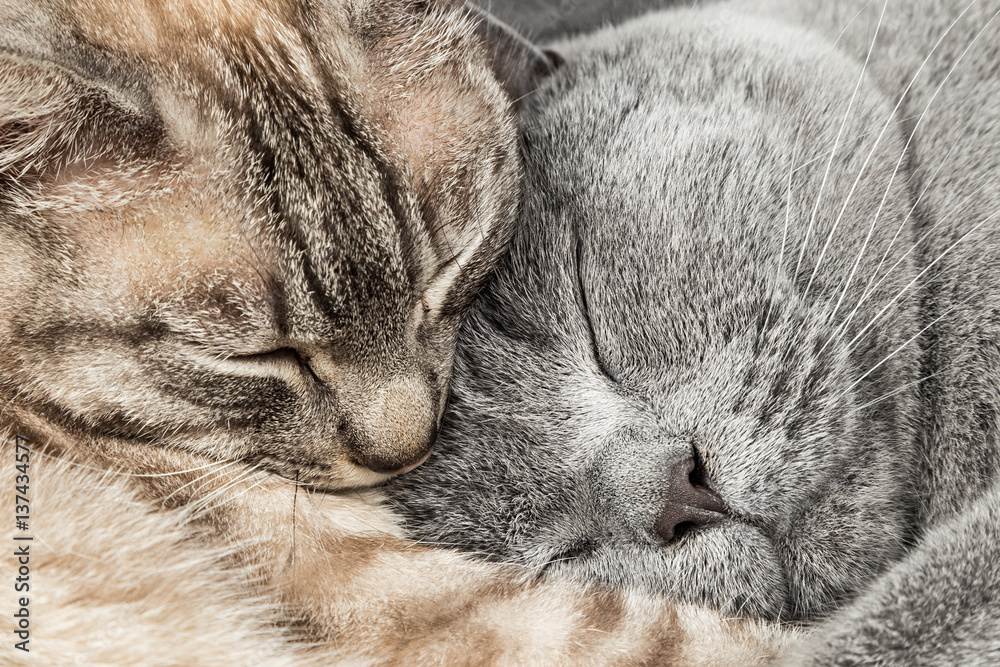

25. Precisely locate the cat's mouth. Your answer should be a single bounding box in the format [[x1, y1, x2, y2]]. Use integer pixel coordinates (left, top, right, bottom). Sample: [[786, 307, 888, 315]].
[[251, 454, 389, 491], [540, 452, 731, 574]]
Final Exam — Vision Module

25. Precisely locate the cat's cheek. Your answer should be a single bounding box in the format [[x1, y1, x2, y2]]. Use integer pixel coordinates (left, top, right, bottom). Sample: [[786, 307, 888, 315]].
[[545, 522, 789, 619]]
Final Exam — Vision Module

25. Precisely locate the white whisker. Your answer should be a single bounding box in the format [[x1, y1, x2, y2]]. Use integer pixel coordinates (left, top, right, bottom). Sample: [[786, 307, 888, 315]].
[[200, 474, 271, 515], [836, 181, 998, 349], [804, 0, 898, 301], [821, 0, 981, 328], [189, 467, 262, 515], [830, 2, 998, 342], [797, 0, 888, 299], [762, 121, 803, 336], [847, 370, 945, 416], [29, 449, 233, 480], [839, 290, 981, 401], [159, 460, 241, 507], [831, 0, 877, 48], [853, 130, 965, 320]]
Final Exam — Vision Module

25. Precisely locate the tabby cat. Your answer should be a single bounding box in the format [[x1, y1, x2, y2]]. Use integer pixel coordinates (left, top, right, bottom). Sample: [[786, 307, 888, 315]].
[[0, 0, 791, 663], [390, 0, 1000, 663]]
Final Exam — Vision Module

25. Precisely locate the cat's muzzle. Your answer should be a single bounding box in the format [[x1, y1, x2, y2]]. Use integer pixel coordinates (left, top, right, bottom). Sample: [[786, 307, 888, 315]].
[[654, 455, 729, 543]]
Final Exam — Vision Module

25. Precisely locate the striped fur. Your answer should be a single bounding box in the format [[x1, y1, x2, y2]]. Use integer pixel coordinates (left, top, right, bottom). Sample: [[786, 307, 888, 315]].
[[0, 0, 520, 484]]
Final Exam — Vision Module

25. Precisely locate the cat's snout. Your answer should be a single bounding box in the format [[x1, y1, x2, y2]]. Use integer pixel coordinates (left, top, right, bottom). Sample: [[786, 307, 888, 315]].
[[654, 456, 728, 543], [352, 429, 436, 475], [344, 375, 439, 475]]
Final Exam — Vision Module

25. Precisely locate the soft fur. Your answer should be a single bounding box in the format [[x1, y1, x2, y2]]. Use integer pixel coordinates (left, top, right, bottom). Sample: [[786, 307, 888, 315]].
[[0, 419, 794, 665], [0, 0, 794, 664], [0, 0, 522, 484], [390, 0, 1000, 662]]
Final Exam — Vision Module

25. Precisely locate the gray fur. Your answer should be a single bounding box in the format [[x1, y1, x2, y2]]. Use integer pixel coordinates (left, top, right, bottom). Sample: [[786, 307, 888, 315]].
[[390, 0, 1000, 660]]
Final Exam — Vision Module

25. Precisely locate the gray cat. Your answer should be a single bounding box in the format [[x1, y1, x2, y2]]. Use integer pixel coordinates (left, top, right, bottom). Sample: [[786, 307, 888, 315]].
[[390, 0, 1000, 662]]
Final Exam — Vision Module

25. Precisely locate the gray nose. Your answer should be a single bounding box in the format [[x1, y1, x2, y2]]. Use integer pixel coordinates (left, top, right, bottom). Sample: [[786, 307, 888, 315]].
[[654, 456, 728, 542]]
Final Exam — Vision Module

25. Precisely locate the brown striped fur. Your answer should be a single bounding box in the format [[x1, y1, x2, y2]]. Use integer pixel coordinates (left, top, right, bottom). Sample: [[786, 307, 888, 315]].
[[0, 0, 520, 485]]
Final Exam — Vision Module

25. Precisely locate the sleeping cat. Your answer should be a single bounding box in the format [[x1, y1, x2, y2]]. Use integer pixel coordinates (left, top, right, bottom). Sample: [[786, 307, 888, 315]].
[[390, 0, 1000, 662], [0, 0, 793, 663], [0, 0, 528, 483]]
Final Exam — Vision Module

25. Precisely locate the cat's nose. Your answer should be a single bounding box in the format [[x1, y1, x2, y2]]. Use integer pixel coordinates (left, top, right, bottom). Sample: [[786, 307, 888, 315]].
[[354, 425, 436, 475], [345, 375, 438, 475], [654, 456, 728, 542]]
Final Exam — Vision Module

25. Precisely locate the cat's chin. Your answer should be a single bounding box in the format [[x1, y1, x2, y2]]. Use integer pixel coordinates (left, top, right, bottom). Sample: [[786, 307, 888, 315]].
[[535, 522, 788, 620]]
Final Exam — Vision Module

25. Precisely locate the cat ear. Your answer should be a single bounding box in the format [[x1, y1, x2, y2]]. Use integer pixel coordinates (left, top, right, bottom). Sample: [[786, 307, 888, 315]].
[[0, 44, 162, 188], [468, 4, 561, 106]]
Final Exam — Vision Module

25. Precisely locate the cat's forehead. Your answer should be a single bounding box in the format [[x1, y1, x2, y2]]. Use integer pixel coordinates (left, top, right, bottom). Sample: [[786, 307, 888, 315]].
[[65, 0, 408, 52], [19, 0, 516, 347], [539, 16, 894, 253], [508, 9, 916, 377]]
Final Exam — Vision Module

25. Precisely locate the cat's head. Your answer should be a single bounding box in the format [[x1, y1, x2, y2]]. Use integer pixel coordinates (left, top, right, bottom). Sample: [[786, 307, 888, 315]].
[[0, 0, 553, 488], [392, 8, 929, 620]]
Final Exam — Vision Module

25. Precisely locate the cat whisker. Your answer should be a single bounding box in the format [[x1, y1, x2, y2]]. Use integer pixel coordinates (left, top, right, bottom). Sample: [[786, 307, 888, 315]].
[[841, 198, 999, 353], [762, 118, 803, 338], [188, 467, 263, 516], [855, 131, 964, 315], [114, 459, 234, 479], [30, 449, 234, 480], [781, 112, 921, 183], [796, 0, 888, 297], [821, 0, 980, 329], [158, 460, 242, 507], [401, 538, 494, 555], [803, 1, 896, 303], [838, 291, 979, 401], [830, 0, 877, 49], [817, 130, 965, 359], [732, 582, 770, 620], [779, 0, 890, 362], [198, 473, 272, 517], [828, 3, 999, 344], [769, 116, 924, 365], [846, 369, 945, 417], [848, 177, 994, 334]]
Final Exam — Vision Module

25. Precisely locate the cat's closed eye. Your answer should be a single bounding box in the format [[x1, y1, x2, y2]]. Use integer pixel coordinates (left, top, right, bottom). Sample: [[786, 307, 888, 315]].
[[576, 244, 621, 385], [222, 348, 320, 383], [0, 0, 557, 489]]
